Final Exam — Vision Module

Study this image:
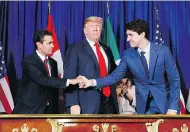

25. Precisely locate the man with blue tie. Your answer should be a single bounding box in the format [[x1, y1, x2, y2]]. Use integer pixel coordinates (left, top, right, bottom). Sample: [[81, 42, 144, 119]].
[[80, 19, 180, 115]]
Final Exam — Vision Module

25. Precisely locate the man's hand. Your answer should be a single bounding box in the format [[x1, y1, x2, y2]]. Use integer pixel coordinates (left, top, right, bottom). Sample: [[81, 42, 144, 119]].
[[166, 110, 177, 115], [78, 76, 93, 88], [69, 77, 83, 85], [70, 105, 81, 114]]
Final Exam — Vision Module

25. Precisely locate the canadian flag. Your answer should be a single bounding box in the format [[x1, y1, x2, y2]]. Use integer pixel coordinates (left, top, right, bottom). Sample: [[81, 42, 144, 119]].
[[46, 14, 63, 78]]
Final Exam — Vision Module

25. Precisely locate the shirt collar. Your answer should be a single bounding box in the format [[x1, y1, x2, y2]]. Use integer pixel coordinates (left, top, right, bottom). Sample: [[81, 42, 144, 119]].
[[86, 38, 99, 47], [138, 42, 150, 54], [36, 50, 48, 62]]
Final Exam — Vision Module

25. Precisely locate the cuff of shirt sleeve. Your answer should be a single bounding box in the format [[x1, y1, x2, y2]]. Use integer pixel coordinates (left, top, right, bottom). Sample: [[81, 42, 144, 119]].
[[66, 79, 70, 87], [92, 79, 97, 87], [168, 109, 177, 113]]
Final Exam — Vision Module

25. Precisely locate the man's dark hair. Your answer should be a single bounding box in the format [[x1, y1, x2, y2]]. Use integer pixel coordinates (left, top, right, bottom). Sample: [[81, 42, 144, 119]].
[[33, 30, 52, 49], [125, 19, 149, 40]]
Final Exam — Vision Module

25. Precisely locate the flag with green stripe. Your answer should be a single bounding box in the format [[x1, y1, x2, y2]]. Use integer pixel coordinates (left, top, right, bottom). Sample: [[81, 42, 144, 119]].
[[102, 16, 120, 65]]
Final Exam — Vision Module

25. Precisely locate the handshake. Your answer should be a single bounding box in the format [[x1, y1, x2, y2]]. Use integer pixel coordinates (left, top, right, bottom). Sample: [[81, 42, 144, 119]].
[[69, 76, 94, 88]]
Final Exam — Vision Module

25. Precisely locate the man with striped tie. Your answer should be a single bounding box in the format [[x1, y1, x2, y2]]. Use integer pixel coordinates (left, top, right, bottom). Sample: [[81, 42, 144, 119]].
[[12, 30, 81, 114]]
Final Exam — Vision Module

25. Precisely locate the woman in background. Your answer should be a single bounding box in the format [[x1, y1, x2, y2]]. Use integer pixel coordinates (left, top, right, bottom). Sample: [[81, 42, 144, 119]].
[[116, 78, 136, 114]]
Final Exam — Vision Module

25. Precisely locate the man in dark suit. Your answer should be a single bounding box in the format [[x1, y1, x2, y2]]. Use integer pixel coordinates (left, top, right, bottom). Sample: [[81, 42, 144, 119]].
[[12, 30, 81, 114], [64, 16, 118, 114], [80, 19, 180, 115]]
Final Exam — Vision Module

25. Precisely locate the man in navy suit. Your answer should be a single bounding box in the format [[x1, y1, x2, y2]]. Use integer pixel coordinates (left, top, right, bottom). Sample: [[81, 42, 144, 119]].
[[64, 16, 118, 114], [80, 19, 180, 115], [12, 30, 81, 114]]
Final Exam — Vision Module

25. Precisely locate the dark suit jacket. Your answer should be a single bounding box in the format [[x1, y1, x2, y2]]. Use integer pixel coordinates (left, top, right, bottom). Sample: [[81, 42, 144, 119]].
[[12, 52, 67, 114], [63, 39, 118, 114], [96, 42, 180, 114]]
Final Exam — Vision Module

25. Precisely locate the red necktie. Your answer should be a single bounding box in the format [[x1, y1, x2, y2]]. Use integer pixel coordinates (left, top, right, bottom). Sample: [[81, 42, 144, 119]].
[[94, 42, 111, 97], [44, 58, 50, 76]]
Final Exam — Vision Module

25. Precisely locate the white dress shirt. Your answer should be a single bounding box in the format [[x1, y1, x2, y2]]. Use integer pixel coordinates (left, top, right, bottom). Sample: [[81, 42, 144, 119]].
[[36, 50, 51, 76], [137, 42, 150, 69], [86, 38, 109, 72], [36, 50, 72, 87]]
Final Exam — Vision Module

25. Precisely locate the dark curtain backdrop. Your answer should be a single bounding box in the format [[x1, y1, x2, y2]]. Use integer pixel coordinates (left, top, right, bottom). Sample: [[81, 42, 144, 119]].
[[0, 1, 190, 104]]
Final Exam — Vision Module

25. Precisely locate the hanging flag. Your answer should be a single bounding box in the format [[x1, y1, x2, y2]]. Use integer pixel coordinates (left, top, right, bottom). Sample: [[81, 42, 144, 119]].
[[186, 89, 190, 113], [180, 90, 186, 114], [155, 3, 185, 114], [0, 42, 14, 113], [155, 4, 164, 45], [46, 14, 64, 78], [102, 16, 120, 65], [46, 12, 65, 113]]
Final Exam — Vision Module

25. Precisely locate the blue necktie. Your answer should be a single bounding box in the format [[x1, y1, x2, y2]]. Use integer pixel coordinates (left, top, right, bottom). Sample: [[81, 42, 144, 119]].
[[140, 51, 149, 78]]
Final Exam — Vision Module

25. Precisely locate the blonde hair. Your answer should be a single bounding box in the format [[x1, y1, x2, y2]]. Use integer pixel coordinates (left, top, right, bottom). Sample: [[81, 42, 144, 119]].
[[84, 16, 103, 28]]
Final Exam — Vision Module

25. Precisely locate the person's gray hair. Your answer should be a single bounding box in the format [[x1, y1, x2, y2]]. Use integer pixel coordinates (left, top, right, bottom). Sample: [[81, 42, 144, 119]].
[[83, 16, 103, 28]]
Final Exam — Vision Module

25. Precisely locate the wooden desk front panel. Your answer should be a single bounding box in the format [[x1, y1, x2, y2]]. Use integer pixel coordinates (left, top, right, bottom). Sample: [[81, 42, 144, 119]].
[[0, 115, 189, 132]]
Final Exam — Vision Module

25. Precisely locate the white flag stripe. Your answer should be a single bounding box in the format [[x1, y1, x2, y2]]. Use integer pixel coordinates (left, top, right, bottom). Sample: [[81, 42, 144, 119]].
[[180, 90, 185, 109], [115, 59, 121, 66], [0, 101, 5, 112], [186, 88, 190, 112], [51, 50, 64, 78], [0, 78, 14, 109]]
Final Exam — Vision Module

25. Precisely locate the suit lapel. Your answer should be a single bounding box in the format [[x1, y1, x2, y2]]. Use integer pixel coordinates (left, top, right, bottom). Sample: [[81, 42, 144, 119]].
[[49, 58, 56, 77], [131, 49, 148, 79], [33, 53, 49, 76], [83, 40, 100, 73], [149, 43, 159, 80], [101, 44, 111, 72]]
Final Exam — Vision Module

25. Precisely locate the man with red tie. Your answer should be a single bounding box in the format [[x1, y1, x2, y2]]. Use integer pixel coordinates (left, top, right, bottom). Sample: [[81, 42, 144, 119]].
[[64, 16, 118, 114], [12, 30, 81, 114]]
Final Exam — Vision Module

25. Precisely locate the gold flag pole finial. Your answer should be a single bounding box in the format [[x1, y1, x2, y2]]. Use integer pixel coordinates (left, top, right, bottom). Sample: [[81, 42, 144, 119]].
[[106, 1, 110, 15], [48, 1, 51, 14]]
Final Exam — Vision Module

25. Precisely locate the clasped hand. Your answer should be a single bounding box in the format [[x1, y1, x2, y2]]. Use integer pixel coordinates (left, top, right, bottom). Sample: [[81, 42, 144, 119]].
[[69, 76, 92, 88]]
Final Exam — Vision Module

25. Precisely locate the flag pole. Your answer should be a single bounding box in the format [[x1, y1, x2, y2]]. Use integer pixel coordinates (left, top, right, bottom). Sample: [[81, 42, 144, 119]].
[[48, 1, 51, 14], [106, 1, 110, 15]]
